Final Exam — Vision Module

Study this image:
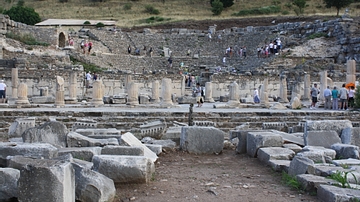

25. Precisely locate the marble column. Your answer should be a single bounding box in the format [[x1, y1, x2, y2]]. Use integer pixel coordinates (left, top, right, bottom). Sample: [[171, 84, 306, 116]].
[[205, 82, 215, 103], [124, 74, 132, 93], [346, 59, 356, 85], [0, 38, 3, 59], [55, 76, 65, 107], [126, 81, 139, 106], [227, 81, 240, 106], [181, 76, 186, 96], [260, 78, 269, 105], [151, 80, 160, 103], [9, 63, 18, 104], [68, 71, 77, 103], [279, 74, 289, 103], [291, 82, 301, 101], [15, 83, 30, 105], [92, 80, 104, 106], [319, 70, 327, 102], [303, 73, 311, 101], [161, 78, 173, 106]]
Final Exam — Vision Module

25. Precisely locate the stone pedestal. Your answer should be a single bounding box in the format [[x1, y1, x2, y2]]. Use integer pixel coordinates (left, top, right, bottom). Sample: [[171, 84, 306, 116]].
[[92, 80, 104, 106], [181, 76, 186, 96], [291, 82, 301, 101], [260, 79, 269, 105], [124, 74, 132, 94], [126, 82, 139, 106], [227, 81, 240, 106], [54, 76, 65, 107], [8, 65, 18, 105], [303, 74, 311, 101], [0, 38, 3, 59], [161, 78, 173, 107], [279, 74, 289, 103], [319, 71, 327, 102], [15, 83, 30, 106], [346, 59, 356, 84], [205, 82, 215, 103], [67, 71, 77, 104], [151, 80, 160, 103]]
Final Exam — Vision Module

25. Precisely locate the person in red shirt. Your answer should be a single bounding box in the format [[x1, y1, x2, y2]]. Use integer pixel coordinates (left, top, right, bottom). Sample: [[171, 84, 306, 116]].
[[88, 41, 93, 55]]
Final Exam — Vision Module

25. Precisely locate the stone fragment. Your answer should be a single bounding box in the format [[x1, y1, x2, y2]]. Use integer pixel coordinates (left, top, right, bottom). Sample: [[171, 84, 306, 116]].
[[58, 147, 102, 162], [305, 120, 352, 136], [283, 143, 303, 153], [298, 146, 336, 163], [333, 159, 360, 166], [101, 145, 144, 156], [141, 137, 176, 150], [342, 127, 360, 147], [232, 130, 265, 154], [162, 126, 181, 145], [0, 168, 20, 201], [246, 131, 283, 157], [92, 155, 155, 184], [290, 96, 302, 109], [331, 143, 359, 159], [288, 156, 315, 176], [257, 147, 295, 165], [144, 144, 162, 155], [67, 132, 119, 147], [268, 160, 291, 172], [72, 162, 116, 202], [314, 165, 346, 177], [318, 184, 360, 202], [120, 132, 158, 162], [8, 117, 35, 138], [305, 130, 341, 148], [296, 174, 337, 192], [22, 121, 68, 148], [271, 130, 304, 146], [180, 126, 225, 155]]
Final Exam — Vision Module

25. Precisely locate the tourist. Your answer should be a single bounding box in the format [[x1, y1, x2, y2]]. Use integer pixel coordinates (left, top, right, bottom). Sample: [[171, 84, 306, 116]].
[[348, 86, 356, 109], [310, 83, 319, 109], [127, 45, 131, 54], [257, 47, 261, 58], [253, 88, 260, 103], [69, 38, 74, 46], [339, 83, 348, 110], [217, 34, 222, 42], [269, 41, 274, 55], [80, 39, 85, 53], [195, 83, 203, 107], [168, 57, 173, 68], [222, 56, 226, 67], [239, 47, 243, 58], [208, 32, 212, 41], [243, 46, 247, 58], [143, 45, 147, 56], [135, 48, 140, 55], [0, 80, 6, 103], [323, 86, 332, 110], [332, 86, 339, 110], [88, 41, 93, 55], [149, 47, 153, 57], [83, 41, 88, 54], [187, 49, 191, 57], [86, 72, 92, 88], [93, 73, 97, 81]]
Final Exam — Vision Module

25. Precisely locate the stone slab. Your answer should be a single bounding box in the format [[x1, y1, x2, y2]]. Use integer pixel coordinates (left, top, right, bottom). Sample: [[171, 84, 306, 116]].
[[268, 160, 291, 172], [101, 145, 144, 156], [58, 147, 102, 162], [296, 174, 337, 192], [246, 131, 283, 158], [288, 156, 315, 176], [305, 120, 353, 136], [331, 143, 360, 159], [257, 147, 295, 165], [318, 184, 360, 202], [145, 144, 162, 155], [305, 131, 341, 148], [0, 168, 20, 201], [271, 130, 304, 146], [120, 132, 158, 163], [283, 143, 303, 153], [67, 132, 119, 147]]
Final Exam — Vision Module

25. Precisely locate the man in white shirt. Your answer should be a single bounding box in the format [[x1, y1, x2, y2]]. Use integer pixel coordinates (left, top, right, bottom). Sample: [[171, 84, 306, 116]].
[[86, 72, 92, 88], [0, 80, 6, 103], [323, 86, 332, 110]]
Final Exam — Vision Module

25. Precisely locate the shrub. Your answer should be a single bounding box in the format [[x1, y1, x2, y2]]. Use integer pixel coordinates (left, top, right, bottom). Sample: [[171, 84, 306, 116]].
[[69, 55, 104, 73], [144, 16, 170, 24], [5, 32, 49, 46], [211, 0, 223, 15], [83, 21, 91, 25], [354, 85, 360, 108], [144, 5, 160, 15], [210, 0, 233, 8], [232, 5, 281, 16], [282, 10, 289, 15], [96, 22, 104, 28], [327, 171, 357, 188], [123, 3, 132, 10], [307, 32, 328, 39], [3, 6, 41, 25], [281, 172, 302, 191]]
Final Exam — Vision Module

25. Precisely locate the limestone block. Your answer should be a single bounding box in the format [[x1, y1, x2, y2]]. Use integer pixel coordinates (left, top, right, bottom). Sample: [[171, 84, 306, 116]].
[[0, 168, 20, 201], [314, 165, 346, 177], [305, 120, 353, 136], [67, 132, 119, 147], [120, 132, 158, 163], [22, 121, 68, 148], [139, 94, 150, 104], [92, 155, 155, 184], [8, 156, 75, 202], [162, 126, 181, 144], [144, 144, 162, 155], [75, 128, 122, 138], [288, 156, 315, 176], [31, 96, 55, 104], [72, 162, 116, 202], [270, 130, 304, 146], [180, 126, 225, 155], [333, 159, 360, 166], [8, 117, 35, 138], [0, 142, 58, 167], [101, 145, 144, 156], [268, 160, 291, 172], [342, 127, 360, 147], [246, 131, 284, 158], [58, 147, 102, 162], [296, 174, 337, 193], [141, 137, 176, 150], [283, 144, 303, 153], [318, 184, 360, 202], [269, 102, 287, 110], [305, 130, 341, 148], [298, 146, 336, 163], [177, 96, 196, 104], [257, 147, 295, 165], [290, 96, 302, 109], [331, 143, 359, 159]]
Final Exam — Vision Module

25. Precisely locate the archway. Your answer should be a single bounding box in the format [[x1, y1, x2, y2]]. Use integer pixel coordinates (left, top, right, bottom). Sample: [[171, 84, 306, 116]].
[[58, 32, 66, 48]]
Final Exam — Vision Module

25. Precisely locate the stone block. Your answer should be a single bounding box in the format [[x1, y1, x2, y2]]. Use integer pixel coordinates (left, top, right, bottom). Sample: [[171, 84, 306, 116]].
[[283, 143, 303, 153], [296, 174, 337, 193], [22, 121, 68, 148], [305, 120, 353, 136], [318, 184, 360, 202], [145, 144, 162, 155], [0, 142, 58, 167], [298, 146, 336, 163], [120, 132, 158, 162], [271, 130, 304, 146], [141, 137, 176, 150], [0, 168, 20, 201], [257, 147, 295, 165], [92, 155, 155, 184], [233, 130, 265, 154], [331, 143, 359, 159], [8, 117, 35, 138], [268, 160, 291, 172], [101, 145, 144, 156], [333, 159, 360, 166], [162, 126, 181, 145], [75, 128, 122, 137], [314, 165, 346, 177], [343, 127, 360, 147], [31, 96, 55, 104], [72, 162, 116, 202], [67, 132, 119, 147], [288, 156, 315, 176], [305, 130, 341, 148], [246, 131, 283, 158], [8, 156, 75, 202], [177, 96, 196, 104], [58, 147, 102, 162], [180, 126, 225, 155]]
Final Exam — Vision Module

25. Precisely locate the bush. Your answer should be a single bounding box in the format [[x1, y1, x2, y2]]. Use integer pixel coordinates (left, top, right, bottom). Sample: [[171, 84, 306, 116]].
[[210, 0, 233, 8], [144, 5, 160, 15], [5, 32, 49, 46], [307, 32, 328, 39], [211, 0, 223, 15], [83, 21, 91, 25], [123, 3, 132, 10], [69, 55, 104, 73], [232, 5, 281, 16], [96, 22, 104, 27], [3, 6, 41, 25], [144, 16, 170, 24], [355, 85, 360, 108]]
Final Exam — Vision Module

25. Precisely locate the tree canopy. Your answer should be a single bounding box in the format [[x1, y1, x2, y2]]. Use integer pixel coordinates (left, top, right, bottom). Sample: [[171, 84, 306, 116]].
[[4, 5, 41, 25], [323, 0, 353, 16]]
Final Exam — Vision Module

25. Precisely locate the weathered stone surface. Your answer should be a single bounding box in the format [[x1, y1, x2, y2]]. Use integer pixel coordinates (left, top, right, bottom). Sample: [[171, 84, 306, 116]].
[[270, 102, 287, 110], [120, 132, 158, 163], [92, 155, 155, 184], [145, 144, 162, 155], [0, 142, 58, 167], [180, 126, 225, 155], [288, 156, 315, 176], [290, 96, 302, 109], [257, 147, 295, 165], [0, 168, 20, 201], [8, 156, 75, 202], [67, 132, 119, 147], [75, 128, 122, 137], [268, 160, 291, 172], [58, 147, 102, 162], [305, 130, 341, 148], [162, 126, 181, 144], [318, 184, 360, 202], [305, 120, 353, 136], [342, 127, 360, 147], [72, 162, 116, 202], [141, 137, 176, 150], [22, 121, 68, 148], [101, 145, 144, 156], [247, 131, 283, 158], [331, 143, 359, 159], [333, 159, 360, 166], [283, 143, 303, 153], [271, 130, 304, 146], [296, 174, 337, 192], [314, 164, 346, 177], [298, 146, 336, 163], [8, 117, 35, 138]]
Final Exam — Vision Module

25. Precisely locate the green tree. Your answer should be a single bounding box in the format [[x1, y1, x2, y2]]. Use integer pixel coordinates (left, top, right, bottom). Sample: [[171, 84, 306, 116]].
[[354, 85, 360, 109], [210, 0, 233, 8], [323, 0, 353, 16], [292, 0, 308, 15], [4, 6, 41, 25], [211, 0, 223, 15]]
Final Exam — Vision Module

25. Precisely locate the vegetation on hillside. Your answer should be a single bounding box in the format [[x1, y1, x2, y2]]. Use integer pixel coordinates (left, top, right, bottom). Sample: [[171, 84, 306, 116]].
[[3, 0, 41, 25], [323, 0, 354, 16]]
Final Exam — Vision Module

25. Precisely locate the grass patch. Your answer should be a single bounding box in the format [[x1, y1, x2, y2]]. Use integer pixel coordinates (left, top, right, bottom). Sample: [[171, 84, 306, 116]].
[[5, 32, 49, 46], [327, 171, 357, 188], [281, 172, 302, 191], [307, 32, 328, 39], [232, 5, 281, 16], [69, 55, 104, 73], [143, 16, 171, 24]]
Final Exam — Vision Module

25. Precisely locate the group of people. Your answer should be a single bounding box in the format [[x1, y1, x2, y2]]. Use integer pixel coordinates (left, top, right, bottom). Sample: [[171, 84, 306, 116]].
[[310, 83, 356, 110], [85, 71, 98, 88], [257, 38, 283, 58], [80, 39, 93, 55], [127, 45, 153, 57]]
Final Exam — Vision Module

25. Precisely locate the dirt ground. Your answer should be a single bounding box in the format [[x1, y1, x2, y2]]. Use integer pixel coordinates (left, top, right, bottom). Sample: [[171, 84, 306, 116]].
[[116, 149, 319, 202]]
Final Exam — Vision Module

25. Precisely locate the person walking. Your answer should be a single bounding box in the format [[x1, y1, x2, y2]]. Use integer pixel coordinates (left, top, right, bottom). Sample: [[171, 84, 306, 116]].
[[86, 72, 92, 88], [253, 88, 260, 103], [0, 80, 6, 103], [195, 83, 203, 107], [332, 86, 339, 110], [310, 83, 319, 109], [339, 83, 348, 110], [348, 86, 355, 109], [323, 86, 332, 110]]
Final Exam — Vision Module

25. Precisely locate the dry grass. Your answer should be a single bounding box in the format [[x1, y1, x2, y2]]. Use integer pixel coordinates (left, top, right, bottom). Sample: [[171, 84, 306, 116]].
[[1, 0, 360, 27]]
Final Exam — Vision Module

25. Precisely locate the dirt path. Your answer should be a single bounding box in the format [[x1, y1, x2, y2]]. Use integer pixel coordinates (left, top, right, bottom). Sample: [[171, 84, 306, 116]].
[[116, 149, 319, 202]]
